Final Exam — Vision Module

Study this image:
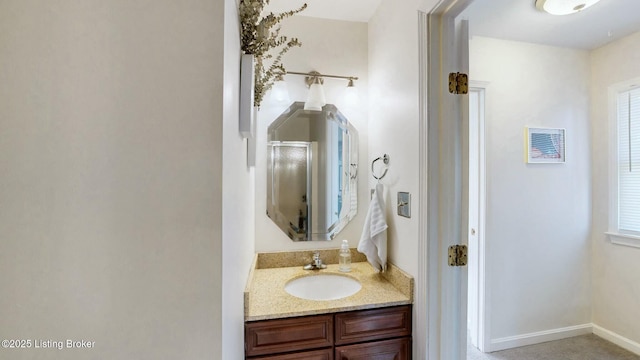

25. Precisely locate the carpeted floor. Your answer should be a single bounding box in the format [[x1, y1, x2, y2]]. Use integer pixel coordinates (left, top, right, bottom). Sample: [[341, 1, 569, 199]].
[[467, 334, 640, 360]]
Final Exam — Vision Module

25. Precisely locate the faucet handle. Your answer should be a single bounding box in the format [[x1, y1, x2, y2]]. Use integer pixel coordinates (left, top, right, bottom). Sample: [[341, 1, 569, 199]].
[[303, 251, 326, 270], [313, 251, 326, 269]]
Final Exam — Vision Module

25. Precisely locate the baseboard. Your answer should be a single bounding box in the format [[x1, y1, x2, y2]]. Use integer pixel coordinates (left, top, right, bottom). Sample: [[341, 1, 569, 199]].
[[489, 324, 593, 352], [593, 324, 640, 356]]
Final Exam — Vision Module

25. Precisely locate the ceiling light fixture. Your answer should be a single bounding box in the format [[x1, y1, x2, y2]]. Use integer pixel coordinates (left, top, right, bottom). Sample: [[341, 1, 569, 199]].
[[535, 0, 602, 15], [287, 70, 359, 111]]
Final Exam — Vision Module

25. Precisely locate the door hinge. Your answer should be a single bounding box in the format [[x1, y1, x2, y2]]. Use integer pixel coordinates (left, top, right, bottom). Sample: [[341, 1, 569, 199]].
[[448, 72, 469, 95], [448, 245, 468, 266]]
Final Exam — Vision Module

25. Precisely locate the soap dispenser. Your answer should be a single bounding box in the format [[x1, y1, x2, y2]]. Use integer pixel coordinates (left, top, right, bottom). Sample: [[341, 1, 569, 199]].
[[339, 240, 351, 272]]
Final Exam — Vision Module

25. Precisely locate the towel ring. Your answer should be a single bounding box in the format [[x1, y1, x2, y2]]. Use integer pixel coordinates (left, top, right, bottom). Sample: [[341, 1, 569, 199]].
[[371, 154, 389, 180]]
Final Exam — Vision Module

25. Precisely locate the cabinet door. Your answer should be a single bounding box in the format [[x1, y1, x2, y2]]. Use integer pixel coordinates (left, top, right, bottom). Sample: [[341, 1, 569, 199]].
[[335, 338, 411, 360], [251, 348, 333, 360], [335, 306, 411, 345], [245, 315, 333, 357]]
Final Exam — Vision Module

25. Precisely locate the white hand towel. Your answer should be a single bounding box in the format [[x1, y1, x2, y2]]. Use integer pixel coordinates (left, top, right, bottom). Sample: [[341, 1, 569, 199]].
[[357, 183, 388, 271]]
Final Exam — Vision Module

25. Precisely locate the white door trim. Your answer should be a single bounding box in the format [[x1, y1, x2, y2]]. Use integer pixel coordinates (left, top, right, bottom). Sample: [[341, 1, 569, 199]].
[[468, 84, 489, 353], [416, 10, 429, 360], [420, 1, 474, 359]]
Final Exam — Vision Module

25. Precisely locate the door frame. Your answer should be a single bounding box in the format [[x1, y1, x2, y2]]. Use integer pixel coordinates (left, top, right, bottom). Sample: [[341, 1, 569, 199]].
[[467, 84, 489, 353], [418, 0, 475, 359]]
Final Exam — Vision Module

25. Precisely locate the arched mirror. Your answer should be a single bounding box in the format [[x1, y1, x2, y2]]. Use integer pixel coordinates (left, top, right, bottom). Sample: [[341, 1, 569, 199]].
[[266, 102, 358, 241]]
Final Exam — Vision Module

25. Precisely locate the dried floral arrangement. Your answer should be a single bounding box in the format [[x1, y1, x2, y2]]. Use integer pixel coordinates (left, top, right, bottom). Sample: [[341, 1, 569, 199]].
[[239, 0, 307, 108]]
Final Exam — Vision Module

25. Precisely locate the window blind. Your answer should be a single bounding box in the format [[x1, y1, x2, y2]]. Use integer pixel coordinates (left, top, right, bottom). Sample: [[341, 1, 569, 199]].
[[617, 88, 640, 234]]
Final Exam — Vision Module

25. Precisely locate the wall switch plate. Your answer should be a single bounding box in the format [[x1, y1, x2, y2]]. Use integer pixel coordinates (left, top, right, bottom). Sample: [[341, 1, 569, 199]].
[[397, 192, 411, 218]]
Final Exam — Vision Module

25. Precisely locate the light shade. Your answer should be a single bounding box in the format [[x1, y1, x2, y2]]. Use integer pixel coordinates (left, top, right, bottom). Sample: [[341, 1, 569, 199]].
[[270, 78, 290, 105], [535, 0, 601, 15], [344, 78, 359, 106], [304, 79, 326, 111]]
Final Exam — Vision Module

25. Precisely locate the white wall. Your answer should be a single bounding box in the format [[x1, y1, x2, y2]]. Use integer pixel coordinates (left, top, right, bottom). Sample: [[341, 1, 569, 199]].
[[367, 0, 431, 279], [222, 0, 256, 358], [0, 1, 250, 359], [255, 16, 369, 252], [368, 2, 439, 357], [470, 37, 592, 343], [590, 30, 640, 346]]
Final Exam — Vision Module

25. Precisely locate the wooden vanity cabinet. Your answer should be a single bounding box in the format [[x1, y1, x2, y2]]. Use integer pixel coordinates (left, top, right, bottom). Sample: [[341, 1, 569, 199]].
[[245, 305, 411, 360], [335, 338, 411, 360], [252, 348, 334, 360], [245, 314, 333, 357]]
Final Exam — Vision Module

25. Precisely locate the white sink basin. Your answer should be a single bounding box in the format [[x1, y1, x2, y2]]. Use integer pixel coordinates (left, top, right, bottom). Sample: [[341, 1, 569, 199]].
[[285, 274, 362, 301]]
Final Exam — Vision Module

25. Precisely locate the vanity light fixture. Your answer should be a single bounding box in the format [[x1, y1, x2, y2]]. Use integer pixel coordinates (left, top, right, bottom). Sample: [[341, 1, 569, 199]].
[[535, 0, 602, 15], [286, 70, 359, 111]]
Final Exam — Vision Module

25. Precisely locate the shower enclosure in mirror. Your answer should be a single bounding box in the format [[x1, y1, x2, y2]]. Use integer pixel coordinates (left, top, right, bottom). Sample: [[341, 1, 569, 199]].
[[267, 102, 358, 241]]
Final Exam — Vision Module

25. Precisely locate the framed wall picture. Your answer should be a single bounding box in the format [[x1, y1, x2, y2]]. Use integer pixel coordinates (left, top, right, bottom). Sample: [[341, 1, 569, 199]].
[[525, 127, 566, 163]]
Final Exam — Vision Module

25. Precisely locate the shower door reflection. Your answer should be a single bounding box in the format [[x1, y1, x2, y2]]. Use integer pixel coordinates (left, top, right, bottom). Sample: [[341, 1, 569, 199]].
[[267, 142, 312, 241]]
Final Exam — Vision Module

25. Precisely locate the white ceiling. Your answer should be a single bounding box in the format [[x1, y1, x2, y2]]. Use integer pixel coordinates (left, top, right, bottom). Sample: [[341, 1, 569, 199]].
[[461, 0, 640, 50], [264, 0, 382, 23], [266, 0, 640, 50]]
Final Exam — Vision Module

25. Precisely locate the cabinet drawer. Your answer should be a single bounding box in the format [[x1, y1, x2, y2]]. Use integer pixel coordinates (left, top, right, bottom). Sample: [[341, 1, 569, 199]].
[[250, 348, 333, 360], [334, 305, 411, 345], [245, 315, 333, 357], [335, 337, 411, 360]]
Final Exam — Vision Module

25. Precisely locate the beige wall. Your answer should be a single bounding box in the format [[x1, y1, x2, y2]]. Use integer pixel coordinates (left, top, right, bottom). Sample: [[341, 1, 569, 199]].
[[367, 0, 422, 278], [590, 30, 640, 347], [255, 16, 369, 252], [471, 37, 592, 347], [0, 1, 250, 359], [367, 1, 435, 357]]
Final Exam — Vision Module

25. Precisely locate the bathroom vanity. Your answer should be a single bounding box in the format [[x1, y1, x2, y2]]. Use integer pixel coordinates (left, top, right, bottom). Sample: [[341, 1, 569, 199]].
[[245, 305, 411, 359], [244, 250, 414, 359]]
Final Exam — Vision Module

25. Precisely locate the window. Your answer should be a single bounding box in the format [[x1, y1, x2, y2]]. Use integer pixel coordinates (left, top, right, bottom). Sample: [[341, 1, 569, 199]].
[[608, 84, 640, 247]]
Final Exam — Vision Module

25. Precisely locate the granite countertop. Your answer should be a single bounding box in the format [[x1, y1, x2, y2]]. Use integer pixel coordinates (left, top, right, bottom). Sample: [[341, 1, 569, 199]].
[[244, 250, 414, 322]]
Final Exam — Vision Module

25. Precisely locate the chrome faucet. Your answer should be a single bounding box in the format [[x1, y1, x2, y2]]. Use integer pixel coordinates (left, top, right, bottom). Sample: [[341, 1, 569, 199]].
[[303, 251, 327, 270]]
